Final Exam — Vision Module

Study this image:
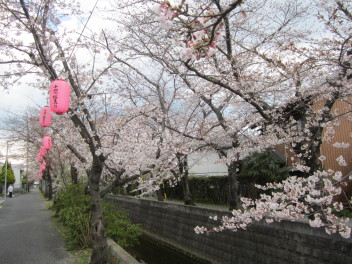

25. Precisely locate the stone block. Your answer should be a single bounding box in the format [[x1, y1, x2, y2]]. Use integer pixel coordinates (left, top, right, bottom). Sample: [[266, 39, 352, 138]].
[[316, 238, 330, 248], [298, 256, 306, 264], [304, 235, 317, 247], [277, 229, 285, 238], [321, 251, 331, 261], [292, 233, 302, 242], [302, 246, 312, 256], [277, 249, 285, 259], [311, 248, 320, 258]]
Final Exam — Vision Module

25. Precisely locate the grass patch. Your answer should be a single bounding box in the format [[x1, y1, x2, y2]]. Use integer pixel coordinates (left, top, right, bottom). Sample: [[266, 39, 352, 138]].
[[72, 249, 92, 264]]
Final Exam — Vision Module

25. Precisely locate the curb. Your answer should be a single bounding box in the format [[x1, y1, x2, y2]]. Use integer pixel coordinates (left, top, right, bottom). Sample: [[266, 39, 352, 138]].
[[107, 238, 139, 264]]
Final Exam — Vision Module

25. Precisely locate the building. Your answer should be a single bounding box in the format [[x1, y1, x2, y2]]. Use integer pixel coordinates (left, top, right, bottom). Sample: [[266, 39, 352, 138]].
[[275, 97, 352, 201], [188, 150, 228, 177]]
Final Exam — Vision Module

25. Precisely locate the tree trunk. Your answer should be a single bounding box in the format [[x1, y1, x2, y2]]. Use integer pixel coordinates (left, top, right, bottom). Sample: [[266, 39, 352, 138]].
[[88, 157, 109, 264], [47, 173, 53, 200], [228, 161, 240, 211], [44, 179, 48, 198], [156, 187, 164, 201], [178, 154, 195, 206], [182, 174, 194, 205], [248, 182, 257, 200], [70, 164, 78, 184], [43, 167, 53, 200]]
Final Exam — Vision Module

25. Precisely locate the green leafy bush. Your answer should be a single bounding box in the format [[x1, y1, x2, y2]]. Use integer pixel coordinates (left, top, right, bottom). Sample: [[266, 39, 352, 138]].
[[103, 200, 141, 248], [237, 150, 290, 185], [54, 184, 141, 250], [21, 175, 27, 184], [237, 150, 291, 199], [0, 161, 15, 185], [54, 184, 92, 249]]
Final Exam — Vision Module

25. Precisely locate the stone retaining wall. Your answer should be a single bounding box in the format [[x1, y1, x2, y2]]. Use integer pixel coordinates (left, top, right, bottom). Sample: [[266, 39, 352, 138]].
[[106, 195, 352, 264]]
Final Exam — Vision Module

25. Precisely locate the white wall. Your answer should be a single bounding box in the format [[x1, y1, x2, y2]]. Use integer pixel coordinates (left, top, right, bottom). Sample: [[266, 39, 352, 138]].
[[188, 151, 228, 177], [12, 166, 24, 189]]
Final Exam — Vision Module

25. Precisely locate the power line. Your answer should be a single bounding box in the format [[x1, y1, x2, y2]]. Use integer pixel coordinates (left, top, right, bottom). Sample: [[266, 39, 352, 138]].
[[66, 0, 99, 64]]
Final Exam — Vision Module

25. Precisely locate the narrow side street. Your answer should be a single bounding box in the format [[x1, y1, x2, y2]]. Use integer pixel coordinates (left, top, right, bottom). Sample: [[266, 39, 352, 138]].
[[0, 189, 73, 264]]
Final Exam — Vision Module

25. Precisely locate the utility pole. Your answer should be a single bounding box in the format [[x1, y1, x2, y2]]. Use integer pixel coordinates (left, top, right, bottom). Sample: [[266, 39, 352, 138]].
[[4, 141, 8, 201], [26, 116, 29, 192], [87, 92, 109, 121]]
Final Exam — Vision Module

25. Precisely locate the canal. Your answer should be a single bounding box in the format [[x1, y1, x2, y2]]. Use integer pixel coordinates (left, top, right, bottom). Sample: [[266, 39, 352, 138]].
[[125, 235, 211, 264]]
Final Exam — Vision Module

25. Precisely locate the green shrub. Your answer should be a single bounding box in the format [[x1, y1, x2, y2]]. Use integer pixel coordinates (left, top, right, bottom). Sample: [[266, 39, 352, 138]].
[[333, 209, 352, 218], [0, 162, 15, 185], [103, 200, 141, 248], [54, 184, 92, 249], [237, 150, 290, 185], [54, 184, 141, 250]]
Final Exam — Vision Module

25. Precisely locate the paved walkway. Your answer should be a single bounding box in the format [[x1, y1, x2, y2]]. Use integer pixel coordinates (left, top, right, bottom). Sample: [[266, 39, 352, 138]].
[[0, 189, 73, 264]]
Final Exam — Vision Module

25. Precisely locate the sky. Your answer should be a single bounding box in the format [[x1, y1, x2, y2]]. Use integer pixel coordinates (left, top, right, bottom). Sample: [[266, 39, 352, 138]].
[[0, 0, 103, 125], [0, 85, 47, 165], [0, 0, 106, 164], [0, 74, 48, 165], [0, 86, 47, 123]]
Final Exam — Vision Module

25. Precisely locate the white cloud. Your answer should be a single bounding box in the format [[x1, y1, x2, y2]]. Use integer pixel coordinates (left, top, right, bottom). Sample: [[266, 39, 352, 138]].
[[0, 84, 47, 125], [0, 137, 26, 165]]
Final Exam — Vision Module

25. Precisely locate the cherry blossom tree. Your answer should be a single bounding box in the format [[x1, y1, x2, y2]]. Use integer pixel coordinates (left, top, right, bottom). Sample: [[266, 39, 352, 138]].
[[0, 1, 142, 262], [101, 0, 244, 209], [150, 0, 352, 238], [0, 108, 44, 182], [98, 60, 204, 203], [1, 106, 89, 197], [88, 5, 216, 204], [0, 1, 211, 261]]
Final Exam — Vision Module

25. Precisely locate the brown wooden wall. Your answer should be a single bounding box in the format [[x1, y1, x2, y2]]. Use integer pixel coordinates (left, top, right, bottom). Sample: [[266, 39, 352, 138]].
[[274, 97, 352, 202], [320, 98, 352, 176]]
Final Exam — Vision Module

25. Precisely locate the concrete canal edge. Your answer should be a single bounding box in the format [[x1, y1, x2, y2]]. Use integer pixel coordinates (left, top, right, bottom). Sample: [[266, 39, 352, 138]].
[[140, 229, 212, 263], [106, 195, 352, 264], [107, 231, 210, 264], [107, 238, 139, 264]]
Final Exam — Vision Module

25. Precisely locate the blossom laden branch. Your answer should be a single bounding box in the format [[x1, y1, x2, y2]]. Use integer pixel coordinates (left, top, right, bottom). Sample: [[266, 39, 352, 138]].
[[153, 0, 244, 60], [195, 170, 352, 239]]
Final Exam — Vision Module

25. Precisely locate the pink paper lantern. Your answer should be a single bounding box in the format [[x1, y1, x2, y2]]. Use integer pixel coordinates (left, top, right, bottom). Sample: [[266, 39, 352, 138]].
[[40, 146, 47, 157], [50, 79, 70, 115], [39, 106, 52, 127], [43, 136, 52, 150], [37, 153, 43, 162], [40, 160, 46, 170]]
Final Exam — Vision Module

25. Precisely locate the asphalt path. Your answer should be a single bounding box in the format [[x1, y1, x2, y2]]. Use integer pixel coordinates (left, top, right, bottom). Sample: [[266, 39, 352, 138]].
[[0, 189, 73, 264]]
